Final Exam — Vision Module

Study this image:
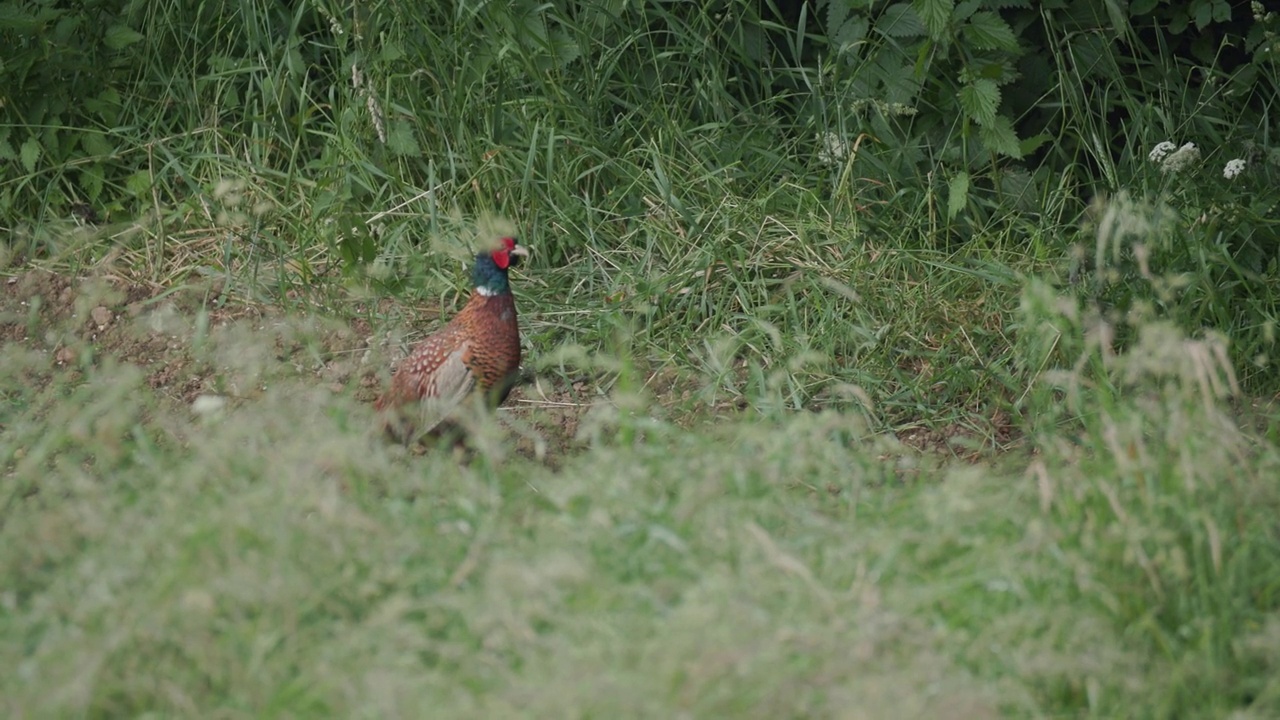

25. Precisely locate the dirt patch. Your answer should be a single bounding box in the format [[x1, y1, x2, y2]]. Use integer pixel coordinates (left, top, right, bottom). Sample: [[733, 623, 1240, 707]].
[[3, 268, 263, 404], [0, 266, 593, 465], [894, 407, 1020, 461], [5, 265, 1017, 469]]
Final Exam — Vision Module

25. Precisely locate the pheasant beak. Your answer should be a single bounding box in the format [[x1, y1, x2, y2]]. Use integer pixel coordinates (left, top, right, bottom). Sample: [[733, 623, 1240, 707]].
[[508, 243, 530, 268]]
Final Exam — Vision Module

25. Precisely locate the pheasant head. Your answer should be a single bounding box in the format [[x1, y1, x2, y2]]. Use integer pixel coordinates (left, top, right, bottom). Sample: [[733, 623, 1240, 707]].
[[472, 236, 527, 296]]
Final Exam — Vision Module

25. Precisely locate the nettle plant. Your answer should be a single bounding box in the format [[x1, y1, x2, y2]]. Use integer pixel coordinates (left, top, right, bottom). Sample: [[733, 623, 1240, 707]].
[[0, 1, 141, 224], [816, 0, 1040, 235]]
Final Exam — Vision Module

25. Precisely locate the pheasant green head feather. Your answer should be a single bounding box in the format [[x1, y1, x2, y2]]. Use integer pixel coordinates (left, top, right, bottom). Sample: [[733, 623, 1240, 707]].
[[472, 237, 527, 296]]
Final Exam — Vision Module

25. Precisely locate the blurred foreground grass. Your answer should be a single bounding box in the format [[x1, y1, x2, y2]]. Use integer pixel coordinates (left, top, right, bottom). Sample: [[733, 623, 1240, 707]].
[[1, 272, 1277, 719]]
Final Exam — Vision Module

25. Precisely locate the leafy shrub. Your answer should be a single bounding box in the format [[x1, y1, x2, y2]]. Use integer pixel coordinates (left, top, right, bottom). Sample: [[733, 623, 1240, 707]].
[[813, 0, 1277, 241], [0, 0, 342, 230], [0, 0, 142, 222]]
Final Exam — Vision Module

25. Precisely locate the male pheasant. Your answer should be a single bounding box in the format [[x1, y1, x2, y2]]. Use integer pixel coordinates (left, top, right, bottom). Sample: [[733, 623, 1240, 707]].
[[376, 236, 528, 440]]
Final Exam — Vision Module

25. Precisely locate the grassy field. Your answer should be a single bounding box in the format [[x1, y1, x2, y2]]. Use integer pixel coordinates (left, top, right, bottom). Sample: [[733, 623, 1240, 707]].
[[3, 2, 1280, 717], [4, 198, 1279, 719]]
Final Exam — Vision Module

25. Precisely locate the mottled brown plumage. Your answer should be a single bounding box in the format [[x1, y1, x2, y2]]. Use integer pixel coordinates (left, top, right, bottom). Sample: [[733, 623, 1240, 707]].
[[376, 237, 527, 440]]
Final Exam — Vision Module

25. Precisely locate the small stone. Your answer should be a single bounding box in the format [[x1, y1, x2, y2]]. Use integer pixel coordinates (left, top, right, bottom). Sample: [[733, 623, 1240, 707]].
[[55, 347, 76, 365], [91, 306, 113, 328], [191, 394, 228, 416]]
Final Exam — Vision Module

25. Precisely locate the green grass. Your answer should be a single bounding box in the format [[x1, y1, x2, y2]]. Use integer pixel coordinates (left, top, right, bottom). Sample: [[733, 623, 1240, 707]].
[[2, 284, 1278, 717], [3, 0, 1280, 716]]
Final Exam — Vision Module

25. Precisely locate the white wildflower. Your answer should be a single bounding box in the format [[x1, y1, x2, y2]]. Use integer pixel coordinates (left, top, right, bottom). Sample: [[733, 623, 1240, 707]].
[[1223, 158, 1247, 179], [1160, 142, 1200, 174], [818, 132, 849, 166], [1148, 141, 1177, 163]]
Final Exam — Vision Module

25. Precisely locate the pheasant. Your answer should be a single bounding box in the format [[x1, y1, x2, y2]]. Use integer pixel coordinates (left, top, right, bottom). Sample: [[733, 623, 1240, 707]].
[[376, 236, 528, 441]]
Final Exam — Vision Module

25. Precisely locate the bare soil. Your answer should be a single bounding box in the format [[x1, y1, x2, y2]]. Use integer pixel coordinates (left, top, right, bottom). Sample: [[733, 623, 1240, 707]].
[[0, 267, 593, 465], [1, 266, 1017, 466]]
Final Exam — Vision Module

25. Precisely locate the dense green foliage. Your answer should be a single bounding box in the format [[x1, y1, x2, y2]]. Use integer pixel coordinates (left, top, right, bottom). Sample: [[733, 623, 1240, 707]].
[[2, 0, 1280, 716], [2, 0, 1278, 379]]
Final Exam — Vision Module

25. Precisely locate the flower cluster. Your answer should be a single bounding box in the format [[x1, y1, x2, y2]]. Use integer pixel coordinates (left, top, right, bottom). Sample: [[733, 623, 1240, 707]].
[[1148, 141, 1200, 173], [817, 132, 849, 166], [1148, 141, 1248, 180], [1223, 158, 1247, 180]]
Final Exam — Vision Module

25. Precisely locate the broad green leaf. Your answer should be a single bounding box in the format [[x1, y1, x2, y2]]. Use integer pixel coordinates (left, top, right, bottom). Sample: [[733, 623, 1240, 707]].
[[953, 0, 981, 20], [835, 17, 869, 52], [1193, 1, 1212, 30], [959, 61, 1014, 84], [19, 136, 41, 173], [80, 132, 114, 157], [979, 115, 1022, 158], [962, 11, 1018, 51], [1105, 1, 1130, 43], [947, 170, 969, 220], [998, 167, 1037, 211], [912, 0, 953, 39], [125, 169, 152, 197], [52, 13, 80, 44], [0, 137, 13, 161], [41, 124, 61, 159], [1019, 133, 1052, 157], [379, 41, 405, 63], [522, 9, 549, 42], [80, 163, 105, 203], [1130, 0, 1158, 13], [0, 1, 40, 31], [1213, 0, 1230, 22], [881, 60, 924, 104], [549, 29, 582, 68], [103, 23, 144, 50], [84, 88, 123, 125], [878, 3, 927, 38], [285, 44, 304, 76], [958, 78, 1000, 126], [386, 120, 420, 157], [829, 0, 850, 40]]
